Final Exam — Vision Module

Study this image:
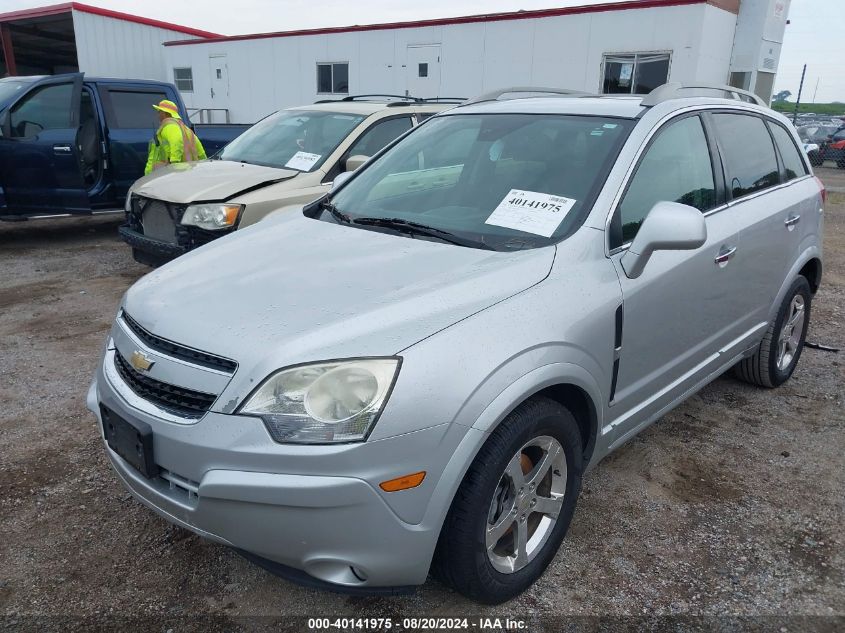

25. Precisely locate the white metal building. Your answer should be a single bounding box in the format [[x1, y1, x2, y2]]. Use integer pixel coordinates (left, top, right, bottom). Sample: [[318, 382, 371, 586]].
[[162, 0, 791, 124], [0, 2, 218, 80]]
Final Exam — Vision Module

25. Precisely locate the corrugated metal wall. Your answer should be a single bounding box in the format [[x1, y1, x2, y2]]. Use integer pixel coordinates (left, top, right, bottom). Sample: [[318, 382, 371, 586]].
[[72, 10, 196, 81], [165, 3, 737, 124]]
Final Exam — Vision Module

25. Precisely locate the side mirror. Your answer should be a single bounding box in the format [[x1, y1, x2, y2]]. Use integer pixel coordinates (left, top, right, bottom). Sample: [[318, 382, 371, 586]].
[[331, 170, 354, 192], [0, 109, 8, 138], [345, 154, 370, 172], [621, 201, 707, 279]]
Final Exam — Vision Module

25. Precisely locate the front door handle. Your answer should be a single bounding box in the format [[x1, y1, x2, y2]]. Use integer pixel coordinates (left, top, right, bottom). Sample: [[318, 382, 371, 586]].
[[53, 144, 72, 154], [785, 214, 801, 229], [715, 246, 737, 266]]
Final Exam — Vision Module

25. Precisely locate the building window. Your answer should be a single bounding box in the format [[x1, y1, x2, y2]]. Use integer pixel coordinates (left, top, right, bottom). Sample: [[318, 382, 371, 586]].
[[317, 63, 349, 94], [418, 63, 428, 78], [173, 67, 194, 92], [601, 53, 670, 95]]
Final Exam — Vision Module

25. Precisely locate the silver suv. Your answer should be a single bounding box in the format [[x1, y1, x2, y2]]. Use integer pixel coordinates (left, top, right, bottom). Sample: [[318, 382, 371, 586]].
[[89, 84, 824, 604]]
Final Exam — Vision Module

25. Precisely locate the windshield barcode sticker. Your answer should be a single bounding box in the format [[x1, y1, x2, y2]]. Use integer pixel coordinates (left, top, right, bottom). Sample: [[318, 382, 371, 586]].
[[285, 151, 321, 171], [485, 189, 577, 237]]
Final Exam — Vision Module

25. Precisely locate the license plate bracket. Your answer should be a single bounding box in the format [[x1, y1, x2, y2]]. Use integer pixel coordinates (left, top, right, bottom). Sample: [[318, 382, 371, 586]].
[[100, 405, 159, 479]]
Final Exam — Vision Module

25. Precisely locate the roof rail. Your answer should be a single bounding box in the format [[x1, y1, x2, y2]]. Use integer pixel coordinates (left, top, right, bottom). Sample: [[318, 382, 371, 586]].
[[341, 94, 415, 102], [419, 97, 467, 104], [465, 86, 594, 105], [640, 82, 768, 107]]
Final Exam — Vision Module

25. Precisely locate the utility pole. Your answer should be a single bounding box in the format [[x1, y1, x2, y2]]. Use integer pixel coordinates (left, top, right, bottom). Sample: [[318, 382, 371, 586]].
[[792, 64, 806, 125]]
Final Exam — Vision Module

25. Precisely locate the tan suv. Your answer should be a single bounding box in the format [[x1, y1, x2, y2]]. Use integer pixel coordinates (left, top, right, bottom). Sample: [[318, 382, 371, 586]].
[[119, 96, 460, 265]]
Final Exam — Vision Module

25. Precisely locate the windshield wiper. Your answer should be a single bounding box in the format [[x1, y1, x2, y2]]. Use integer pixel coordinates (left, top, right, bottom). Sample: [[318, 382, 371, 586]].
[[319, 198, 351, 224], [352, 217, 492, 250]]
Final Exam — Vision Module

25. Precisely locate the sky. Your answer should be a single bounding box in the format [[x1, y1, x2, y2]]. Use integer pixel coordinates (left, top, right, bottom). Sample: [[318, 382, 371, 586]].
[[3, 0, 843, 102]]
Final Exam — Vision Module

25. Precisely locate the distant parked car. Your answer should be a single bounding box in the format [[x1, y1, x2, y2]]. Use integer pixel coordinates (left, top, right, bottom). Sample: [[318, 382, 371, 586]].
[[0, 73, 247, 220], [819, 127, 845, 168], [797, 124, 836, 141], [90, 84, 823, 604], [120, 96, 462, 266]]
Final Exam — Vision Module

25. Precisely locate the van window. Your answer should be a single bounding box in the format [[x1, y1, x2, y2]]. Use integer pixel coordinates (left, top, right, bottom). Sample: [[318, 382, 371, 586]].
[[615, 115, 715, 247], [107, 90, 168, 128], [768, 123, 808, 181], [712, 114, 779, 199], [346, 117, 413, 158], [9, 82, 74, 137]]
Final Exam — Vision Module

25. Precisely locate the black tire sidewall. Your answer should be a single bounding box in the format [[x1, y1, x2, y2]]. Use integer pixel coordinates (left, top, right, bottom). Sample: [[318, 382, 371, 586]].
[[459, 398, 583, 602], [767, 276, 812, 386]]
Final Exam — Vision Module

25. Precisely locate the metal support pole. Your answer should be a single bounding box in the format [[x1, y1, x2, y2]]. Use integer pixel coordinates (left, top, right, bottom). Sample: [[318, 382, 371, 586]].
[[792, 64, 806, 125], [0, 24, 17, 76]]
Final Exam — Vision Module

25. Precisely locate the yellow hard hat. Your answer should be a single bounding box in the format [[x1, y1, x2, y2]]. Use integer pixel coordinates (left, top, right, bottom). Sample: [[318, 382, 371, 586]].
[[152, 99, 181, 119]]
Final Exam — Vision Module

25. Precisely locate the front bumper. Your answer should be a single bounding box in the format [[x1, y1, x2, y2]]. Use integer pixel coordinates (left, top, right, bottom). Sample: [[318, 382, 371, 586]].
[[119, 225, 186, 265], [88, 360, 473, 589]]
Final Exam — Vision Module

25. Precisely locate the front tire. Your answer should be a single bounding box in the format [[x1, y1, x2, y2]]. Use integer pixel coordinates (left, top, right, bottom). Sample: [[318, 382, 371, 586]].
[[735, 275, 811, 388], [433, 397, 583, 604]]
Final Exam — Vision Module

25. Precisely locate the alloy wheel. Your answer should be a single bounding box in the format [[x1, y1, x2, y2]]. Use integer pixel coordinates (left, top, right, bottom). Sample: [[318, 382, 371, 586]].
[[485, 435, 567, 574]]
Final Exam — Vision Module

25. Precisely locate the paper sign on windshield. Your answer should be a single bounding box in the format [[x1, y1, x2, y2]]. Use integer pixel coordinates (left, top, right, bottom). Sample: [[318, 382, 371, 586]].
[[485, 189, 577, 237], [285, 151, 321, 171]]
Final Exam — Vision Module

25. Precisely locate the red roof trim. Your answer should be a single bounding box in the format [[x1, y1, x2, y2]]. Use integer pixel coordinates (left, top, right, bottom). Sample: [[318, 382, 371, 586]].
[[0, 2, 220, 38], [165, 0, 708, 47]]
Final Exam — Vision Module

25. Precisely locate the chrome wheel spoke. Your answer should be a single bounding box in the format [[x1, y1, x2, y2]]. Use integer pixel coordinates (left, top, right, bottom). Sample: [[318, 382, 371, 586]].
[[513, 519, 529, 569], [526, 442, 560, 489], [486, 501, 516, 550], [533, 493, 564, 518], [504, 453, 526, 489], [787, 305, 804, 329]]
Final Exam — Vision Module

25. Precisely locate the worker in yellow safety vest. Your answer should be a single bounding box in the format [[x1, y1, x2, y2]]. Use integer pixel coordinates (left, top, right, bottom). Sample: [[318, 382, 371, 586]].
[[144, 99, 207, 175]]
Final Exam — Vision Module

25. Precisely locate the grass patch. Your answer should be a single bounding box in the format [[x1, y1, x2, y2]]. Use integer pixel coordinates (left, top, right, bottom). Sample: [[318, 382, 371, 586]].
[[772, 102, 845, 116]]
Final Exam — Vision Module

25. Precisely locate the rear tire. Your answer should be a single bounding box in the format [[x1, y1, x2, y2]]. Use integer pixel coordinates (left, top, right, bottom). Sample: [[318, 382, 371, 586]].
[[432, 396, 583, 604], [734, 276, 811, 388]]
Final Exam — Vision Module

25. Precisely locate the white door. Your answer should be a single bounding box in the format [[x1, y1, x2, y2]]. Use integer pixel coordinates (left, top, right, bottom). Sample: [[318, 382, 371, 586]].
[[208, 54, 229, 122], [406, 45, 441, 99]]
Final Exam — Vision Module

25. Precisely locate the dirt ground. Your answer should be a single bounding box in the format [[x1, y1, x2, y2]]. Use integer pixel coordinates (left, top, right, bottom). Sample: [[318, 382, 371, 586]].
[[1, 169, 843, 631]]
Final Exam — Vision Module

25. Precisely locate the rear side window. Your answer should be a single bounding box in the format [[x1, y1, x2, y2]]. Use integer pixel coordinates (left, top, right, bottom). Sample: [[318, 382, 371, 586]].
[[614, 115, 715, 247], [712, 114, 779, 199], [768, 123, 808, 181], [346, 116, 413, 157], [106, 90, 168, 128]]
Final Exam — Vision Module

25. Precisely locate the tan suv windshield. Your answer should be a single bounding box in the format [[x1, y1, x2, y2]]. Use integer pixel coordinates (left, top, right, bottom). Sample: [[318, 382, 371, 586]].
[[217, 110, 366, 171]]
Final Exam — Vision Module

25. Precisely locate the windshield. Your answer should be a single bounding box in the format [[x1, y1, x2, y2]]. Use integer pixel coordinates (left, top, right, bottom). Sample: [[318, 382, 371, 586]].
[[0, 80, 31, 105], [326, 113, 633, 250], [218, 109, 365, 171]]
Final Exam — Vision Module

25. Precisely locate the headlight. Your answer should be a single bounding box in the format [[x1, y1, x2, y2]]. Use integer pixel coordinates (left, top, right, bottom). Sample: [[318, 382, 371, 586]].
[[238, 358, 401, 444], [181, 203, 243, 230]]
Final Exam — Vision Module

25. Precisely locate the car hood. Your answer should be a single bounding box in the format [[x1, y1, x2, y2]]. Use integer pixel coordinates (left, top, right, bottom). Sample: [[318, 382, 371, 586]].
[[131, 160, 298, 204], [122, 212, 555, 390]]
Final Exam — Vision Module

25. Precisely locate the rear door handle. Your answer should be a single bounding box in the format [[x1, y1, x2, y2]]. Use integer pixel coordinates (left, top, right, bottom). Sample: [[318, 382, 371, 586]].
[[714, 246, 737, 266], [785, 214, 801, 229], [53, 144, 72, 154]]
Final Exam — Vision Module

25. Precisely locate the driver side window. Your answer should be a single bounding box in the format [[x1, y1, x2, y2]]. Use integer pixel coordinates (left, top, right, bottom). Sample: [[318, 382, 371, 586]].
[[613, 115, 716, 248], [10, 83, 75, 138]]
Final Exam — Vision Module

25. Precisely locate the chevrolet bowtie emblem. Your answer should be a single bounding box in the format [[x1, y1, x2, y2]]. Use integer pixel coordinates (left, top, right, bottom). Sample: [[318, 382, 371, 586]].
[[130, 350, 155, 372]]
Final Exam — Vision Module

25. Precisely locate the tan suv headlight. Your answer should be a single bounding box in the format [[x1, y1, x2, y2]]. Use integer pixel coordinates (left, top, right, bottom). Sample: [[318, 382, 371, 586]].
[[238, 358, 401, 444], [181, 204, 242, 230]]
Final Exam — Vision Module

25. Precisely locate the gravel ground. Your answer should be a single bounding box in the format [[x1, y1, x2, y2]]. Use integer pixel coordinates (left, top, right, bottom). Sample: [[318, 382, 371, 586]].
[[1, 169, 843, 631]]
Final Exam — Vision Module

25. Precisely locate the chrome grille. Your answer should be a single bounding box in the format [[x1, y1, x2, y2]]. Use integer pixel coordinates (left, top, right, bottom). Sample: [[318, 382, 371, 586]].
[[121, 311, 237, 373], [113, 351, 216, 418], [140, 199, 177, 243]]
